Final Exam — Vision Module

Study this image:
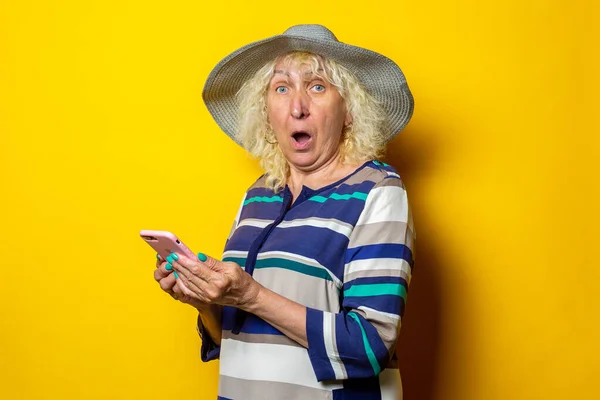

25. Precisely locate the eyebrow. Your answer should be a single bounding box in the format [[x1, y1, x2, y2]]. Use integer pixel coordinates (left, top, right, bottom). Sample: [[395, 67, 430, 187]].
[[272, 69, 324, 80]]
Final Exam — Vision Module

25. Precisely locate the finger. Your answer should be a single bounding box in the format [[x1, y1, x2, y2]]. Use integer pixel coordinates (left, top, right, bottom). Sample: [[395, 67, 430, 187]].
[[175, 252, 222, 280], [172, 257, 212, 283], [154, 261, 173, 281], [172, 275, 194, 293], [170, 292, 181, 301], [158, 273, 177, 292], [196, 252, 219, 270], [173, 267, 205, 298], [175, 278, 202, 300], [155, 254, 163, 268], [172, 282, 183, 294]]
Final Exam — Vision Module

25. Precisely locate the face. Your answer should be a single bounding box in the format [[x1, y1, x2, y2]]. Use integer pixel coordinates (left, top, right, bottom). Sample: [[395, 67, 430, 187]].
[[266, 60, 352, 172]]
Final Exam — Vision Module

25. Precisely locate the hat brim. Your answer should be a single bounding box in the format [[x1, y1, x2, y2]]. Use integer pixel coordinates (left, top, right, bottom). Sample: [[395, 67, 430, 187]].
[[202, 34, 414, 146]]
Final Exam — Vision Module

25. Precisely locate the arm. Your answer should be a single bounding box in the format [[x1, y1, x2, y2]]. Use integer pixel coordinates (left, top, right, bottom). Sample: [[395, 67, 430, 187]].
[[304, 177, 415, 380], [190, 191, 249, 361], [171, 177, 414, 378], [195, 304, 223, 361], [154, 254, 224, 360], [242, 285, 308, 347]]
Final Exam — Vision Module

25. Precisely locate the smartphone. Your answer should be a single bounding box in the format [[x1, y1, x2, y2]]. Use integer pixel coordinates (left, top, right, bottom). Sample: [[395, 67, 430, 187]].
[[140, 230, 196, 260]]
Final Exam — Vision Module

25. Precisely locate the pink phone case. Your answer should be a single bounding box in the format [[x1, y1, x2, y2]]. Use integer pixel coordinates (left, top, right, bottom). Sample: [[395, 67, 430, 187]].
[[140, 230, 196, 260]]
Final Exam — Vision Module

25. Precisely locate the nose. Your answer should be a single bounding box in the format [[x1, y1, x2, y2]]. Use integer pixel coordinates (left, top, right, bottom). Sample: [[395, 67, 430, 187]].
[[290, 91, 310, 119]]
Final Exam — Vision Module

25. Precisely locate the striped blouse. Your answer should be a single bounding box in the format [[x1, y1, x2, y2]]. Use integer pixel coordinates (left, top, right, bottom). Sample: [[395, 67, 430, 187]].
[[198, 160, 415, 400]]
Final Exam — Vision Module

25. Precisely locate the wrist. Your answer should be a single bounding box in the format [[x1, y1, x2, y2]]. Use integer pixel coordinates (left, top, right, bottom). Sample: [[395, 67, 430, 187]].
[[239, 280, 263, 313]]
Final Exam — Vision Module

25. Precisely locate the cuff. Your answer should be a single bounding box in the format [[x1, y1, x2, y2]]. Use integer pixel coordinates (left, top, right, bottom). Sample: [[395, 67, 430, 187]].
[[306, 307, 337, 381], [197, 314, 220, 362]]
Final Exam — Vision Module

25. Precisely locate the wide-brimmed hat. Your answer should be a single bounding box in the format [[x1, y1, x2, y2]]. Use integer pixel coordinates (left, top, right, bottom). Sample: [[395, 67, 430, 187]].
[[202, 24, 414, 146]]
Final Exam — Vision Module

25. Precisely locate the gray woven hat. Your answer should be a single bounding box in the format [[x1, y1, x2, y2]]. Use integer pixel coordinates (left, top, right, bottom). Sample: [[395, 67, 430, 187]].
[[202, 24, 414, 146]]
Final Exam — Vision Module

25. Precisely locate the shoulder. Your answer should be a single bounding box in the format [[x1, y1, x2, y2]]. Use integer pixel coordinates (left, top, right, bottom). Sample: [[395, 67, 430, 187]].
[[347, 160, 406, 193], [243, 174, 281, 196]]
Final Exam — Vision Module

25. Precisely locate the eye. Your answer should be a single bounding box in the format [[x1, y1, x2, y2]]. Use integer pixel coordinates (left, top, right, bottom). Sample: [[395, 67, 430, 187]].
[[276, 86, 288, 94], [312, 84, 325, 93]]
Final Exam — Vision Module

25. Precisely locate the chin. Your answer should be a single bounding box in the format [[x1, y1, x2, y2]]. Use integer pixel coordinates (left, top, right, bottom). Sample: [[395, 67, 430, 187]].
[[285, 153, 321, 169]]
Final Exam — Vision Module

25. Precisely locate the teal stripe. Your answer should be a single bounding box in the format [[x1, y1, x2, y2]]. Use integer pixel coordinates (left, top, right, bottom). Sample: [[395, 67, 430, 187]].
[[255, 258, 332, 281], [223, 257, 247, 267], [345, 283, 407, 300], [348, 312, 381, 375], [243, 196, 283, 206], [309, 191, 368, 203]]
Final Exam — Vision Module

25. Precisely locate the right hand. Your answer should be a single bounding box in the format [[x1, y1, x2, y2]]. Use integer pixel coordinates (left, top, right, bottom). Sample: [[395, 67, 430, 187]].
[[154, 254, 206, 310]]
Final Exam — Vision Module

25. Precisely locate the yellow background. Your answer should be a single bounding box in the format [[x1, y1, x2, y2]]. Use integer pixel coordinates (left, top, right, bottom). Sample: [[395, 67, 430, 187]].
[[1, 1, 598, 399]]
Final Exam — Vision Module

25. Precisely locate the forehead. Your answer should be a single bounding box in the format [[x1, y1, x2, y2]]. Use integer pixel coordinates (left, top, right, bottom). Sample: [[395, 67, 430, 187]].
[[272, 59, 325, 80]]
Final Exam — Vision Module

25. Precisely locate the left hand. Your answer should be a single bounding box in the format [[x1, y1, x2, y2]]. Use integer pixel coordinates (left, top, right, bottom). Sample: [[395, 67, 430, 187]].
[[171, 253, 261, 310], [154, 254, 206, 310]]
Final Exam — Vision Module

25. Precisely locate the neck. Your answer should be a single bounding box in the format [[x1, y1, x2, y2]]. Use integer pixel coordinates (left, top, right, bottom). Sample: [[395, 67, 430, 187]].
[[286, 153, 362, 196]]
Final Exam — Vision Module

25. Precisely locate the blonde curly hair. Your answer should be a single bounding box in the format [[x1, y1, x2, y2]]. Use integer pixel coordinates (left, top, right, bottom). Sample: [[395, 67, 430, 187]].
[[236, 51, 388, 191]]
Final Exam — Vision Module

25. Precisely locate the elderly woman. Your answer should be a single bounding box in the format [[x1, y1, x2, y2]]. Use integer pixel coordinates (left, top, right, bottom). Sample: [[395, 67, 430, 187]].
[[154, 24, 415, 400]]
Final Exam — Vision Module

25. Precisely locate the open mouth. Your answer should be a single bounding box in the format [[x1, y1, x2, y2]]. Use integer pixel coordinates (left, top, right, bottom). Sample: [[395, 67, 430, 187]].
[[292, 131, 312, 146]]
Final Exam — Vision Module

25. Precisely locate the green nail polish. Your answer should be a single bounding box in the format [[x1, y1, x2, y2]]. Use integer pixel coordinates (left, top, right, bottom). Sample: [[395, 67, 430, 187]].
[[171, 253, 179, 261], [156, 254, 161, 260], [197, 253, 207, 262], [173, 271, 179, 279], [166, 255, 173, 263], [165, 263, 172, 271]]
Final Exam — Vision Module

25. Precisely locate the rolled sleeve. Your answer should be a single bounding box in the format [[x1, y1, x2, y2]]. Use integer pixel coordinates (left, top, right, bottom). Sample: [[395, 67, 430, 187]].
[[306, 176, 415, 381]]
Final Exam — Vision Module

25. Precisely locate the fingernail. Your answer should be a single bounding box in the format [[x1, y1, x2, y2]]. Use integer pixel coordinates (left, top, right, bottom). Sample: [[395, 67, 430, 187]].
[[171, 252, 179, 261], [166, 255, 173, 263], [156, 254, 162, 260], [197, 252, 207, 262], [165, 263, 172, 271], [173, 271, 179, 279]]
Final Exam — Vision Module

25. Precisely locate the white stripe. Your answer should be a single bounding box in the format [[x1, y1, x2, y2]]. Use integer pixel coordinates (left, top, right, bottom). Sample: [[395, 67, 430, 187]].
[[322, 312, 345, 379], [257, 251, 342, 288], [345, 258, 412, 283], [386, 171, 401, 179], [237, 218, 273, 229], [379, 368, 402, 400], [221, 250, 248, 270], [357, 306, 401, 322], [219, 338, 343, 390], [277, 217, 353, 238], [222, 250, 248, 259], [234, 193, 247, 228], [228, 193, 248, 240], [356, 186, 408, 226]]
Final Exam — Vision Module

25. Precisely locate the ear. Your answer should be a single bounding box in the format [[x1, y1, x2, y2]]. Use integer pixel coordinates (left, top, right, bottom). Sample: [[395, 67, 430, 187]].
[[344, 112, 353, 128]]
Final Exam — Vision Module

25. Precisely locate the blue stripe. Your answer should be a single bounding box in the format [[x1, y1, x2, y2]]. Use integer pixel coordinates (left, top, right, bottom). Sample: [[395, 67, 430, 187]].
[[344, 294, 406, 317], [260, 227, 349, 281], [306, 308, 336, 381], [346, 243, 413, 266], [221, 308, 284, 335], [345, 275, 408, 286]]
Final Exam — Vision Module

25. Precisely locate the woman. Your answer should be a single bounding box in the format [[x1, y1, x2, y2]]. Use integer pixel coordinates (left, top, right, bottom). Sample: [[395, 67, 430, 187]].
[[154, 24, 415, 400]]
